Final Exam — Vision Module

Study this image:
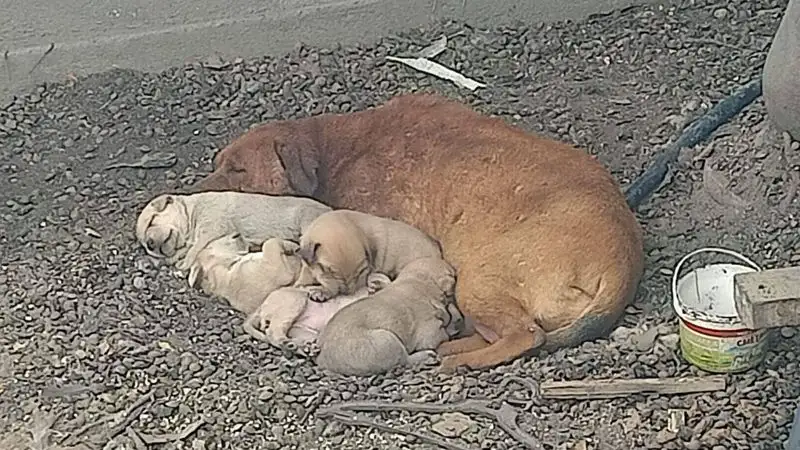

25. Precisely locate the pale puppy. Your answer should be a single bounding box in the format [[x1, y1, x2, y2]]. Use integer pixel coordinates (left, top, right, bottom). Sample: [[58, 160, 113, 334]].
[[134, 191, 331, 272], [187, 233, 303, 315], [315, 257, 465, 376], [294, 209, 443, 300], [242, 272, 392, 351]]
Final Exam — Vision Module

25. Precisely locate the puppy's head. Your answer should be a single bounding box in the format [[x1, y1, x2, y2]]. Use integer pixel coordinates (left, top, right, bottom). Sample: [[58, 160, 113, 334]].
[[187, 232, 249, 289], [296, 214, 371, 295], [194, 123, 321, 197], [135, 194, 189, 259], [398, 257, 457, 298]]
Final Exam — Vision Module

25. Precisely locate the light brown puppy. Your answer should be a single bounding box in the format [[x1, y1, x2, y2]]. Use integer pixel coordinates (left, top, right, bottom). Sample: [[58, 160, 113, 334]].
[[293, 209, 443, 302], [241, 272, 392, 353], [193, 93, 645, 371], [315, 257, 464, 376], [187, 233, 303, 315]]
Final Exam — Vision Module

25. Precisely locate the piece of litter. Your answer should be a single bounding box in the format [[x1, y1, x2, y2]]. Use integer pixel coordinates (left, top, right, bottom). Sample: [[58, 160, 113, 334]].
[[84, 227, 101, 238], [416, 35, 448, 59], [104, 152, 177, 170], [385, 56, 486, 91]]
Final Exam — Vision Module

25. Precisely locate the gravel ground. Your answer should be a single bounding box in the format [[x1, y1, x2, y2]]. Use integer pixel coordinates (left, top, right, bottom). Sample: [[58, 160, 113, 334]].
[[2, 0, 799, 448]]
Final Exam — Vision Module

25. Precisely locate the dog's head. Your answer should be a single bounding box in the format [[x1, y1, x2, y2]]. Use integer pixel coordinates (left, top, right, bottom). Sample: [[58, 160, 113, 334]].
[[186, 232, 249, 289], [296, 214, 372, 295], [194, 122, 322, 197], [135, 194, 190, 259]]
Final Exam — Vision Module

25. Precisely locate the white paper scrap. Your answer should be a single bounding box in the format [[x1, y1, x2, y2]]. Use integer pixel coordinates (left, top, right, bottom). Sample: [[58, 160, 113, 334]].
[[385, 56, 487, 91]]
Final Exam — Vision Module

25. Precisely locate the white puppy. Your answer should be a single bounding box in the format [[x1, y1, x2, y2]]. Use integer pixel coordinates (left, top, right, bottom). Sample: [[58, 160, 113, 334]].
[[134, 191, 331, 271], [242, 272, 392, 353], [187, 233, 304, 315]]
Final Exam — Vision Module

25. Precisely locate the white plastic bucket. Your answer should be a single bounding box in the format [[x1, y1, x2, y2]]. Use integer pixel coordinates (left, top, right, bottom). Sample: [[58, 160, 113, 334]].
[[672, 247, 770, 373]]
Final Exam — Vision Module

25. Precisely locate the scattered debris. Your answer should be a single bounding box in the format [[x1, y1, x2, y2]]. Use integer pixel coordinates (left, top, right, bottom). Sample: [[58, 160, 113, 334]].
[[104, 152, 177, 170], [540, 376, 726, 400]]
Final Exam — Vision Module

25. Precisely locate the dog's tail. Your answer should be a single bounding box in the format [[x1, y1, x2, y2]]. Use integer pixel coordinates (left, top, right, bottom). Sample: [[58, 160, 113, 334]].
[[537, 275, 638, 353]]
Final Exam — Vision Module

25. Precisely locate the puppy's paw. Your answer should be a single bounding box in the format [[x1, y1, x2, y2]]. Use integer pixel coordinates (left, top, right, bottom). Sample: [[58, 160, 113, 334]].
[[366, 273, 391, 294], [407, 350, 440, 368], [307, 287, 331, 303]]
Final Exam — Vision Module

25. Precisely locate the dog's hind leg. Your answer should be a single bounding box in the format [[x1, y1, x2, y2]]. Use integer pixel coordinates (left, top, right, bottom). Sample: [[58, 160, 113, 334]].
[[438, 299, 546, 371], [437, 334, 489, 356]]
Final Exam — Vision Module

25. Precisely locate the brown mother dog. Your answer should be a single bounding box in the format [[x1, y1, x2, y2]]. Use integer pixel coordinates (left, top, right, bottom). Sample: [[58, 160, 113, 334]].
[[194, 93, 644, 371]]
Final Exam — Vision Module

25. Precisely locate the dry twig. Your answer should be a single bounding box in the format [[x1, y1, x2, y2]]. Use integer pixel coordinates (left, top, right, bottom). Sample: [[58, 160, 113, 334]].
[[540, 376, 726, 400], [138, 418, 205, 444]]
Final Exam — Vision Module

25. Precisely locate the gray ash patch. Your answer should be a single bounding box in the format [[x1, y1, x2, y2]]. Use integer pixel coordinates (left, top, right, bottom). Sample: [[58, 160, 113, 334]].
[[1, 0, 799, 448]]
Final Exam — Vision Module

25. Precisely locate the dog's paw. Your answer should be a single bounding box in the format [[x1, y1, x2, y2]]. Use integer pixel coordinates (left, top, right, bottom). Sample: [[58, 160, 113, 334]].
[[307, 287, 331, 303], [438, 355, 462, 373]]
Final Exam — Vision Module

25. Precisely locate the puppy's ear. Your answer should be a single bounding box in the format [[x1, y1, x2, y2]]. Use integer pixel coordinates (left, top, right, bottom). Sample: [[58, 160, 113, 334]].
[[151, 195, 174, 212], [297, 242, 321, 265], [188, 264, 203, 289], [273, 140, 319, 196], [278, 239, 301, 255]]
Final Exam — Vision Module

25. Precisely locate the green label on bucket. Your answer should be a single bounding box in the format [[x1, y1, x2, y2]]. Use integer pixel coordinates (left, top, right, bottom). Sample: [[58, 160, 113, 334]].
[[679, 323, 768, 373]]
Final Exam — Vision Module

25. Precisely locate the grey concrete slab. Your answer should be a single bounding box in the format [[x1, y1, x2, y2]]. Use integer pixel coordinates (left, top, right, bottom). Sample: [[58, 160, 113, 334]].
[[0, 0, 666, 102]]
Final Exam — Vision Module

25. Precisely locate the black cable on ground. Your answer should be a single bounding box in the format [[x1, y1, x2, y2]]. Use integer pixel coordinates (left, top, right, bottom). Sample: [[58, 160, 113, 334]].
[[624, 77, 764, 210]]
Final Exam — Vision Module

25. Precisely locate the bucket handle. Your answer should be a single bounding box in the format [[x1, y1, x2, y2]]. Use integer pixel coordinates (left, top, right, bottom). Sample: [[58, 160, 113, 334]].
[[671, 247, 762, 305]]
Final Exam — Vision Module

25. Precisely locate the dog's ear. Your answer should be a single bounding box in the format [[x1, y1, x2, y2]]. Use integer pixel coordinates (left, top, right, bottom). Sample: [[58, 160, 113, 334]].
[[297, 242, 321, 265], [188, 264, 203, 289], [151, 195, 174, 212], [273, 140, 319, 196]]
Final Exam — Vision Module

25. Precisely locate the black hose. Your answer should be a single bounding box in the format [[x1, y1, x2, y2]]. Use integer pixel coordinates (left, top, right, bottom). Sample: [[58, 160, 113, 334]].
[[624, 77, 763, 210]]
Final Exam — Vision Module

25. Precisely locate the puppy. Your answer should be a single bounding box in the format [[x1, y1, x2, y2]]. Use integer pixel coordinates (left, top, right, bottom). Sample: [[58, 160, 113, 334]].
[[293, 209, 443, 301], [193, 93, 645, 371], [242, 272, 392, 352], [187, 233, 303, 315], [315, 257, 464, 376], [134, 191, 331, 271]]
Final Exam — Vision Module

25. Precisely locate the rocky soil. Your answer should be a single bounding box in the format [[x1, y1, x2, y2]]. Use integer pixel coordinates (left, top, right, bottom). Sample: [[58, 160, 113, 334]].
[[1, 0, 799, 448]]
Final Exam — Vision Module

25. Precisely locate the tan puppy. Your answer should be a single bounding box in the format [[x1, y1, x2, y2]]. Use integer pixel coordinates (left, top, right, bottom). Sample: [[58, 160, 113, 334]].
[[193, 93, 645, 371], [134, 191, 331, 272], [242, 272, 392, 352], [187, 233, 303, 315], [293, 209, 443, 301], [315, 257, 464, 376]]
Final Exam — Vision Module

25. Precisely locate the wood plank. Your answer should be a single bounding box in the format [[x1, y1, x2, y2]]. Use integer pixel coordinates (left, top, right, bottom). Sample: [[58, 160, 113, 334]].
[[539, 376, 726, 400], [734, 266, 800, 329]]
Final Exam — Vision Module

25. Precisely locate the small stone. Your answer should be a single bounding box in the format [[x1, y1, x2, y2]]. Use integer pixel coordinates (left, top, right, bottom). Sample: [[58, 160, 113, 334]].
[[713, 8, 729, 19], [132, 276, 146, 290], [781, 327, 796, 339], [431, 412, 475, 438]]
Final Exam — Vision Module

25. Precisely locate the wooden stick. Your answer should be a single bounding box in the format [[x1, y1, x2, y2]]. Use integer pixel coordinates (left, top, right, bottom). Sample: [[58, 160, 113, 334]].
[[540, 376, 726, 400]]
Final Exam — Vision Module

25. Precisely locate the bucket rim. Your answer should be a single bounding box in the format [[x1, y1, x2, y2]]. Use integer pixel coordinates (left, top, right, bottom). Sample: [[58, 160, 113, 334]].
[[671, 247, 761, 331]]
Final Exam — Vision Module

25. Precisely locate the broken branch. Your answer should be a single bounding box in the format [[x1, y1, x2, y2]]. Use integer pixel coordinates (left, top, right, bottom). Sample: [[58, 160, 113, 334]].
[[317, 399, 543, 450], [540, 376, 726, 400]]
